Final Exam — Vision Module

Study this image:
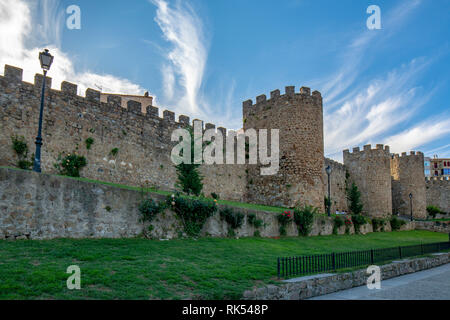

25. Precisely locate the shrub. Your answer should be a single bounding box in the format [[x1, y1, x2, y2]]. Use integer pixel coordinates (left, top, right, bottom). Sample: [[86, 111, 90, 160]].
[[85, 137, 94, 150], [220, 208, 245, 231], [247, 213, 264, 229], [54, 154, 87, 177], [168, 194, 217, 237], [110, 148, 119, 157], [277, 211, 293, 236], [139, 198, 166, 223], [11, 136, 32, 170], [351, 214, 367, 234], [371, 218, 386, 232], [427, 205, 443, 218], [390, 216, 406, 231], [347, 183, 363, 215], [294, 206, 317, 237], [333, 216, 344, 235], [211, 192, 219, 200], [175, 163, 203, 196]]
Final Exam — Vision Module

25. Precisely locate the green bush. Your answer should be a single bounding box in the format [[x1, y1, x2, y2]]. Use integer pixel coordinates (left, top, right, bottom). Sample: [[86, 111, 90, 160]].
[[110, 148, 119, 157], [371, 218, 386, 232], [139, 198, 166, 222], [277, 211, 293, 236], [220, 208, 245, 231], [168, 195, 217, 237], [85, 137, 94, 150], [54, 154, 87, 177], [211, 192, 219, 200], [247, 213, 263, 229], [427, 205, 443, 218], [351, 214, 367, 234], [390, 216, 406, 231], [333, 216, 344, 235], [11, 136, 32, 170], [293, 206, 317, 237]]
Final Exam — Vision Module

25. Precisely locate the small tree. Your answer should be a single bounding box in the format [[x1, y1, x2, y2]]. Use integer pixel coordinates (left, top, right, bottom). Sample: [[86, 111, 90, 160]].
[[174, 126, 203, 196], [347, 182, 363, 215]]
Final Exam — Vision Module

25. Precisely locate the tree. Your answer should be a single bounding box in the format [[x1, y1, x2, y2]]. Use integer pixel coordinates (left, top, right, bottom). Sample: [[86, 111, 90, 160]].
[[347, 182, 363, 215], [174, 126, 203, 196]]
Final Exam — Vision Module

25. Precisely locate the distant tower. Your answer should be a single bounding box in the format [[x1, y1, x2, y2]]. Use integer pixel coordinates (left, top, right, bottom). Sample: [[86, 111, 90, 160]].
[[243, 86, 325, 209], [391, 151, 427, 219], [343, 144, 392, 218]]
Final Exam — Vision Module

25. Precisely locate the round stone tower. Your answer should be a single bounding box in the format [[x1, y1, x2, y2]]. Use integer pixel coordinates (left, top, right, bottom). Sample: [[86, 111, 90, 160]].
[[242, 86, 325, 210], [391, 151, 427, 219], [343, 144, 392, 218]]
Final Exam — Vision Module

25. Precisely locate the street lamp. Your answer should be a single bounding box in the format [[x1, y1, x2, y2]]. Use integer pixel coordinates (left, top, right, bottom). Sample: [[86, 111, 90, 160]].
[[409, 193, 413, 221], [33, 49, 54, 173], [326, 165, 332, 217]]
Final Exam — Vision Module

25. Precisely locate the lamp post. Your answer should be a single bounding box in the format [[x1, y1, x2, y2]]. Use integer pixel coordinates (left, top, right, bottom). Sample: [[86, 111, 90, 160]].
[[33, 49, 54, 173], [326, 165, 332, 217], [409, 193, 413, 221]]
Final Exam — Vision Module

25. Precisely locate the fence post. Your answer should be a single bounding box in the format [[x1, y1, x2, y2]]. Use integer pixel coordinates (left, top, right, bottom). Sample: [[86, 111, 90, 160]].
[[277, 258, 280, 279], [399, 246, 402, 259], [332, 253, 336, 270], [370, 249, 374, 264]]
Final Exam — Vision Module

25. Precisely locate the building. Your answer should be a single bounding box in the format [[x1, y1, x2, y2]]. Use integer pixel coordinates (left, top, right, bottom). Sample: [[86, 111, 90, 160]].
[[100, 92, 153, 114], [430, 156, 450, 179]]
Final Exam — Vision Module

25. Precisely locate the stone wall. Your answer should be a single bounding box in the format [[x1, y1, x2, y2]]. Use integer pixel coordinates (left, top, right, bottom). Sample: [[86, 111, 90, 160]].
[[0, 65, 246, 202], [324, 158, 348, 213], [415, 220, 450, 233], [243, 86, 324, 209], [391, 152, 427, 219], [343, 145, 392, 218], [242, 252, 450, 300], [426, 178, 450, 214], [0, 167, 399, 240]]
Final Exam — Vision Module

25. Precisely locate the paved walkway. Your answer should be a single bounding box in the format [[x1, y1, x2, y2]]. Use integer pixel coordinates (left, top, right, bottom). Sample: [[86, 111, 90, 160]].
[[309, 263, 450, 300]]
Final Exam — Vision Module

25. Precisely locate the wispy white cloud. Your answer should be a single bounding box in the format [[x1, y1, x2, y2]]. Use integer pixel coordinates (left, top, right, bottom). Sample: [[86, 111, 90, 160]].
[[319, 0, 450, 162], [151, 0, 208, 115], [0, 0, 146, 97], [150, 0, 241, 130]]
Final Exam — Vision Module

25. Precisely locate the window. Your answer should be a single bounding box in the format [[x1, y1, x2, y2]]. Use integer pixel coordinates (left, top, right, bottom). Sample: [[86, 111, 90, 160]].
[[425, 170, 430, 175], [443, 168, 450, 175], [424, 161, 430, 167], [435, 171, 439, 176], [434, 163, 438, 168]]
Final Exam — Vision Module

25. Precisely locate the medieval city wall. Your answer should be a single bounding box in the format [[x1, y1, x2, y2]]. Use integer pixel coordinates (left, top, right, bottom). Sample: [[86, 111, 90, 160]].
[[343, 144, 392, 218], [425, 178, 450, 214], [391, 152, 427, 219], [0, 65, 246, 202], [243, 86, 325, 209], [324, 158, 349, 213]]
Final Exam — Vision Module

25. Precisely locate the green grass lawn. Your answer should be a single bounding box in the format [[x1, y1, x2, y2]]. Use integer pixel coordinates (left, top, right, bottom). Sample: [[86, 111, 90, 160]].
[[0, 230, 447, 300]]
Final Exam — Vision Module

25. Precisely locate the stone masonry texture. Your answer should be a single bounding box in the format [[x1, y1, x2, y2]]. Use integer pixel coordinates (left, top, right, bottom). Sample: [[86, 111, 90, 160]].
[[391, 152, 427, 219], [243, 86, 324, 209], [343, 145, 393, 218]]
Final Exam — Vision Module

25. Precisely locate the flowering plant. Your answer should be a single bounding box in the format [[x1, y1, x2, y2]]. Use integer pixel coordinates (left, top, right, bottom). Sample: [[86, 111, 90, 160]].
[[277, 211, 293, 236]]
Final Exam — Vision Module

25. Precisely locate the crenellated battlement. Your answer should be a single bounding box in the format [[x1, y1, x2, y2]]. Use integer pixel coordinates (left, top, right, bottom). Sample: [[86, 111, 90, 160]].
[[0, 64, 217, 130], [243, 85, 322, 106], [343, 144, 391, 157], [392, 151, 424, 159]]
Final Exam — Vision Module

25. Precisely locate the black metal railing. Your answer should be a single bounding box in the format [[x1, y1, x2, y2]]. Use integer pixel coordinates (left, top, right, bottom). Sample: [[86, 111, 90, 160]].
[[277, 240, 450, 279]]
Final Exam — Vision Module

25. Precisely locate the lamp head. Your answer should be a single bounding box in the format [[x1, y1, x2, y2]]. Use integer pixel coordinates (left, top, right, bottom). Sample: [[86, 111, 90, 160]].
[[326, 165, 332, 175], [39, 49, 54, 71]]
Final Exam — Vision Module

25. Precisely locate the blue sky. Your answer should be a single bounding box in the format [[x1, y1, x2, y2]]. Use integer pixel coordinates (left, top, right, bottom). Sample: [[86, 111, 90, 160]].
[[0, 0, 449, 161]]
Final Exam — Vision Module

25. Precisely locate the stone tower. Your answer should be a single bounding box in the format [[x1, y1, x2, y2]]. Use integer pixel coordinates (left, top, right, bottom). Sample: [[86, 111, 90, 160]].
[[242, 86, 325, 210], [391, 151, 427, 219], [343, 144, 392, 218]]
